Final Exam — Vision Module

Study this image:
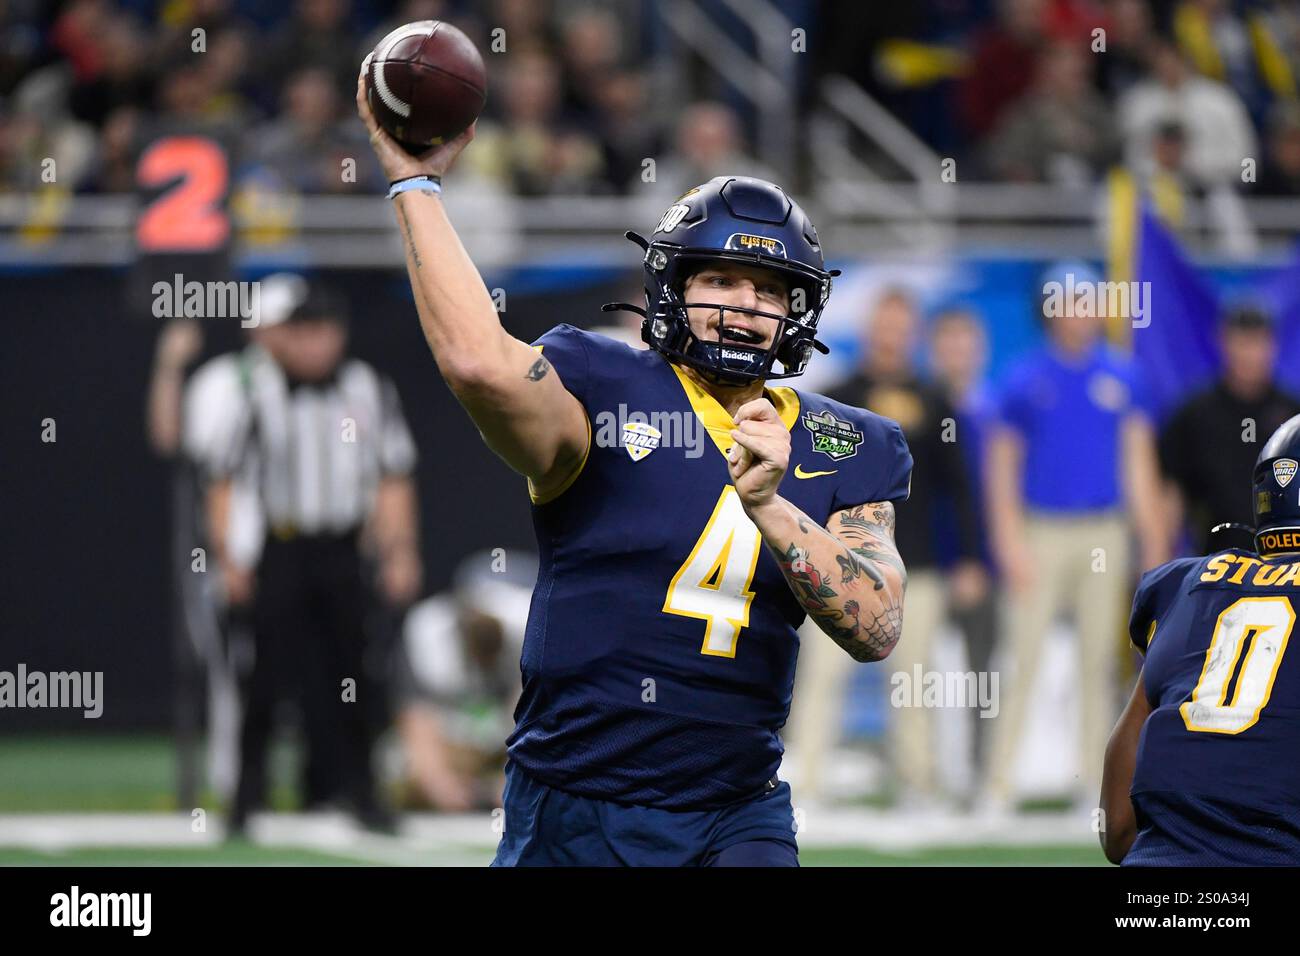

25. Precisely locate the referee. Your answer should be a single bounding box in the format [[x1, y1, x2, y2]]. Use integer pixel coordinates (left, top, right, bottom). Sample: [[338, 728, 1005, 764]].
[[209, 279, 421, 836]]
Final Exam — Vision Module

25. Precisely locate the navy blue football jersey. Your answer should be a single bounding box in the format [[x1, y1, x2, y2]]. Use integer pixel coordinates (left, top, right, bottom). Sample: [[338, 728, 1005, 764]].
[[507, 325, 913, 809], [1126, 548, 1300, 864]]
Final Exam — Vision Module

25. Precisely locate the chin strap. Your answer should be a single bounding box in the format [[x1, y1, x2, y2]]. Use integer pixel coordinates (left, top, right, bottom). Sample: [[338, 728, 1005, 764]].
[[600, 302, 647, 318], [1210, 522, 1257, 536]]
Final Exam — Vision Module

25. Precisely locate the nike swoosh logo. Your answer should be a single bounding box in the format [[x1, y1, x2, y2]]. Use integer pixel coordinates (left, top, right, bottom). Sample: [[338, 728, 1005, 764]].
[[794, 465, 837, 479]]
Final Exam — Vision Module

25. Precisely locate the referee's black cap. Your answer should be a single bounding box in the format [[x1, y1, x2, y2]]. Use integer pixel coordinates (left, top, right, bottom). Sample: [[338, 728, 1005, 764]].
[[287, 283, 350, 326]]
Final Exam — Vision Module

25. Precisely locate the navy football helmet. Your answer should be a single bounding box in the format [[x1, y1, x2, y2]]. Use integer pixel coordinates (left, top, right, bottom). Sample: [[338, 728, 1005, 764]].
[[1253, 414, 1300, 555], [603, 176, 838, 385]]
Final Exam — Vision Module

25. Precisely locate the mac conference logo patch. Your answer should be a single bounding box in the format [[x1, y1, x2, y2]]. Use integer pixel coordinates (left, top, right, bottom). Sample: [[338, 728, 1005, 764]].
[[622, 421, 661, 461], [803, 410, 863, 461], [1275, 458, 1298, 488]]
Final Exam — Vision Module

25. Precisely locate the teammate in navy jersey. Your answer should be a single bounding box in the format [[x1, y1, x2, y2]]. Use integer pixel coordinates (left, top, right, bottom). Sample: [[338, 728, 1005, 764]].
[[359, 74, 912, 866], [1101, 414, 1300, 865]]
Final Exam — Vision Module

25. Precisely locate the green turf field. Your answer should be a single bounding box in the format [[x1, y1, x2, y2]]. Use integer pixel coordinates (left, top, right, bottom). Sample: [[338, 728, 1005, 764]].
[[0, 734, 300, 813], [0, 735, 1108, 866]]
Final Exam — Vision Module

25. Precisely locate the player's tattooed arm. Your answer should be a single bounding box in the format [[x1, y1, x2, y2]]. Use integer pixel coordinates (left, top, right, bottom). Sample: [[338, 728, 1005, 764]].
[[380, 181, 587, 491], [524, 356, 551, 381], [752, 499, 907, 662]]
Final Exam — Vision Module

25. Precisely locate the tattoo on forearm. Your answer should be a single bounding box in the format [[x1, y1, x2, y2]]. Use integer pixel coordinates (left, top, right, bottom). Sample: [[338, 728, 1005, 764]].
[[777, 543, 836, 611], [852, 592, 903, 659], [776, 541, 903, 662], [525, 357, 551, 382], [835, 501, 907, 586], [837, 550, 887, 589], [851, 546, 906, 585], [396, 203, 422, 270], [838, 502, 895, 535]]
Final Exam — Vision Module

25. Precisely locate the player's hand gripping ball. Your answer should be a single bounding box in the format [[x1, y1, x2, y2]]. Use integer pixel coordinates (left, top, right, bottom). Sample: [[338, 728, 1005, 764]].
[[364, 20, 487, 156]]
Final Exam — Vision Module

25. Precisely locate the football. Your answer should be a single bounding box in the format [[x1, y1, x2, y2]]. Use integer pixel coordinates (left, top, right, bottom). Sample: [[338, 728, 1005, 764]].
[[364, 20, 487, 156]]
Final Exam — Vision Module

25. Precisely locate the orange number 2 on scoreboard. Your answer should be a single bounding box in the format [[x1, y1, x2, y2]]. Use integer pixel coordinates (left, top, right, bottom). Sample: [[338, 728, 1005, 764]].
[[135, 137, 230, 253]]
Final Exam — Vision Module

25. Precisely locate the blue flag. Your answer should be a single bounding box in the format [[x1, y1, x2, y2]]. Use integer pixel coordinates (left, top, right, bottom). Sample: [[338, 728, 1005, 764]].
[[1132, 206, 1220, 421], [1264, 244, 1300, 396]]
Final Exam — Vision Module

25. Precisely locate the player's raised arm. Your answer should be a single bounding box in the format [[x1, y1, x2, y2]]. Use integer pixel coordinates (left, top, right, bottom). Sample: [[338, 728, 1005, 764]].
[[356, 69, 588, 497], [728, 399, 907, 661]]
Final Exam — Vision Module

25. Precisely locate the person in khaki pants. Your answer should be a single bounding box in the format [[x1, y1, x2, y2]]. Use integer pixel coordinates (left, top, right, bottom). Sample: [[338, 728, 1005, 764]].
[[789, 290, 982, 807], [980, 262, 1167, 817]]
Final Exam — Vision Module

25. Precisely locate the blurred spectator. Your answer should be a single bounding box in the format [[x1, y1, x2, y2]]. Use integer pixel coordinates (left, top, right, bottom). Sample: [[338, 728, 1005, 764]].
[[0, 65, 97, 191], [260, 0, 358, 104], [49, 0, 111, 84], [469, 48, 605, 195], [1118, 37, 1256, 187], [1112, 114, 1258, 256], [644, 101, 779, 202], [202, 25, 258, 125], [491, 0, 557, 52], [790, 289, 982, 809], [984, 39, 1119, 185], [0, 0, 46, 97], [248, 66, 381, 193], [1094, 0, 1158, 100], [1254, 100, 1300, 197], [149, 51, 252, 127], [958, 0, 1049, 141], [361, 0, 455, 65], [980, 260, 1166, 815], [67, 14, 153, 127], [77, 104, 139, 193], [929, 307, 1000, 781], [1252, 2, 1300, 104], [591, 68, 663, 193], [559, 6, 622, 122], [392, 550, 537, 812], [1170, 0, 1268, 117], [1159, 306, 1300, 556]]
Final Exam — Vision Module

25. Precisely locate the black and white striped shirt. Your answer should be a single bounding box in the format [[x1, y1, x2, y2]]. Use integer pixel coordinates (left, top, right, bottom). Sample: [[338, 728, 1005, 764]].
[[215, 356, 417, 536]]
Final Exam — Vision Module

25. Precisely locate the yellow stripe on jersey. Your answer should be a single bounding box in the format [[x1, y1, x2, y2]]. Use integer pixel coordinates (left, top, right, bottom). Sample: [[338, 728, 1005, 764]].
[[668, 362, 800, 460]]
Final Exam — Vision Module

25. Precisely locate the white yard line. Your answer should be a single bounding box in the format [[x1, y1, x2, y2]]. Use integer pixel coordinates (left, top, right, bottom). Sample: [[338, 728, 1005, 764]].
[[0, 809, 1095, 859]]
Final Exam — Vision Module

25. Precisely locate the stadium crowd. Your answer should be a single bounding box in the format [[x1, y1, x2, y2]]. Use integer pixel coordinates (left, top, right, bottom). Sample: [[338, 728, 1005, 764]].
[[1, 0, 1298, 201]]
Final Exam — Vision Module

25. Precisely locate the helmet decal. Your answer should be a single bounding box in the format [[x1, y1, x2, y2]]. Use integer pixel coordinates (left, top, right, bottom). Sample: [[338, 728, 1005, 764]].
[[1252, 416, 1300, 554], [612, 175, 837, 385]]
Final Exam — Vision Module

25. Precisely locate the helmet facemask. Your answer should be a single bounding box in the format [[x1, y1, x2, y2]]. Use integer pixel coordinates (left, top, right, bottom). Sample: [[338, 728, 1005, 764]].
[[630, 237, 832, 385]]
